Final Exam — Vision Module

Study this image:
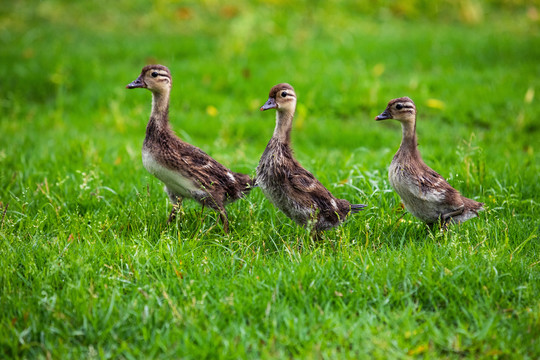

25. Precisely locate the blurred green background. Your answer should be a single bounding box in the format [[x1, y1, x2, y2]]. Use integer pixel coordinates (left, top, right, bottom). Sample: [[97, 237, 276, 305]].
[[2, 0, 538, 215]]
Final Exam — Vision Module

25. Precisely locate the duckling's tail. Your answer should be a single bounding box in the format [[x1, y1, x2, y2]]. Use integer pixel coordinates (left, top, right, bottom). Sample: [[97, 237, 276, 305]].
[[243, 176, 257, 194], [453, 197, 484, 223], [350, 204, 367, 213], [233, 172, 256, 197]]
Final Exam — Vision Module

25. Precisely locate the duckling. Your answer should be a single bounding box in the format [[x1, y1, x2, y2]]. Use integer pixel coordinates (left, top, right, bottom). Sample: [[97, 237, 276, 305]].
[[126, 65, 254, 233], [257, 83, 366, 234], [375, 97, 484, 228]]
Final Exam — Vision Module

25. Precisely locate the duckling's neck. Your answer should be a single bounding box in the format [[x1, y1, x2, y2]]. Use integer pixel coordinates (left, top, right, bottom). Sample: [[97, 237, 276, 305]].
[[398, 120, 420, 158], [273, 110, 294, 144], [147, 90, 171, 135]]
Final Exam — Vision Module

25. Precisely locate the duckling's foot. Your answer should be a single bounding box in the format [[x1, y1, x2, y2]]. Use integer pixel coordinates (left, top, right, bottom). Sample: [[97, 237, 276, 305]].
[[427, 222, 436, 231], [167, 194, 183, 224], [310, 231, 324, 243], [168, 206, 179, 224]]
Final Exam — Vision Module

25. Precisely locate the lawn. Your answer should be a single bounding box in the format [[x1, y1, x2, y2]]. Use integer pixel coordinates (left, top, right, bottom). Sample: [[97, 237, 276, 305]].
[[1, 0, 539, 358]]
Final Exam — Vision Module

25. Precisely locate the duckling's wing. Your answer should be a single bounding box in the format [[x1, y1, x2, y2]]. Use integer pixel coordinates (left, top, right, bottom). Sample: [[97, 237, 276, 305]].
[[174, 144, 237, 188], [180, 147, 226, 171], [416, 166, 464, 208], [289, 169, 339, 209], [289, 171, 321, 193]]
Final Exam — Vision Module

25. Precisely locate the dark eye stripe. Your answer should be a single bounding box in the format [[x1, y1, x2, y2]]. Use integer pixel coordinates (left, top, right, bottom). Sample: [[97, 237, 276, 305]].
[[151, 71, 171, 79], [278, 91, 295, 97]]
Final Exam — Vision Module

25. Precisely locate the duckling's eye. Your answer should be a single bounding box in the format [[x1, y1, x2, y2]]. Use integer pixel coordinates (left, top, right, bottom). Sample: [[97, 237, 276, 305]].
[[151, 72, 158, 78], [396, 104, 403, 110], [281, 91, 287, 98]]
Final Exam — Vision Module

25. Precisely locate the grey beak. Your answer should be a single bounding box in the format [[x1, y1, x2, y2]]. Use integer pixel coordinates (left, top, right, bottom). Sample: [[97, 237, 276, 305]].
[[260, 97, 277, 111], [375, 109, 392, 121], [126, 76, 144, 89]]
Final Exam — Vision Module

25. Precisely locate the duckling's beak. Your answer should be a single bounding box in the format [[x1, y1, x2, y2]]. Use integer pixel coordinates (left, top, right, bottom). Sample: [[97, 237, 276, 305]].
[[126, 76, 145, 89], [260, 97, 277, 111], [375, 109, 392, 121]]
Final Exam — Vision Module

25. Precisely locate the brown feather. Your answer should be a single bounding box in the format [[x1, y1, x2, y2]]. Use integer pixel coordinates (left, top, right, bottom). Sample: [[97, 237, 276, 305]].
[[128, 65, 254, 231], [257, 84, 365, 231], [378, 97, 484, 225]]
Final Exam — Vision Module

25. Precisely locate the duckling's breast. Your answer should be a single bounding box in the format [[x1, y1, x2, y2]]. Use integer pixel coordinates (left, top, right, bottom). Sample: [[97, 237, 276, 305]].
[[389, 160, 444, 223], [257, 152, 313, 226], [259, 180, 313, 225], [142, 148, 206, 199]]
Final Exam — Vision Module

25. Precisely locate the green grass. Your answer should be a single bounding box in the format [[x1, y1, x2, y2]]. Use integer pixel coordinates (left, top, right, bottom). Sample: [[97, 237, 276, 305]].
[[1, 0, 539, 358]]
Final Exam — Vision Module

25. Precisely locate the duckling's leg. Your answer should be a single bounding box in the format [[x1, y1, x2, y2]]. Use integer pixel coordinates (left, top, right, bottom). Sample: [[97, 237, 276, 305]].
[[439, 205, 465, 230], [441, 206, 464, 223], [165, 187, 183, 224], [218, 207, 229, 234], [205, 194, 229, 233]]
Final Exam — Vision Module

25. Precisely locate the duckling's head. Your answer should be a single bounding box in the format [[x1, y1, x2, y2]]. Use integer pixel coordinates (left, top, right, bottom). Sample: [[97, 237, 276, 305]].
[[375, 97, 416, 123], [260, 83, 296, 113], [126, 65, 172, 94]]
